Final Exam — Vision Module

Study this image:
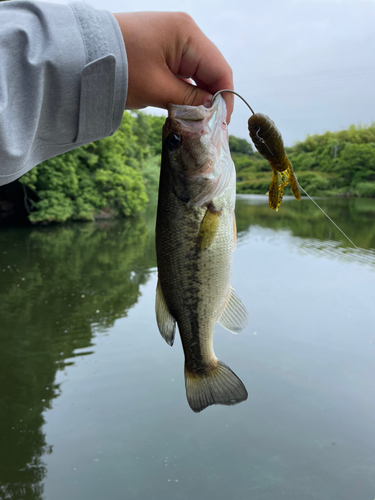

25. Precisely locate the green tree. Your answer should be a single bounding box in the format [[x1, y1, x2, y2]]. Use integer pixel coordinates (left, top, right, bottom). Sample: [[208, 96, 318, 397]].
[[229, 135, 253, 155], [239, 122, 375, 198], [19, 113, 149, 223], [131, 112, 165, 156], [334, 142, 375, 189]]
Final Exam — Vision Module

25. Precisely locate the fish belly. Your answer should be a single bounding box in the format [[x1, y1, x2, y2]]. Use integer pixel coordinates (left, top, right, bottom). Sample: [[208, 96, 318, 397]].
[[156, 167, 247, 413], [157, 182, 232, 367]]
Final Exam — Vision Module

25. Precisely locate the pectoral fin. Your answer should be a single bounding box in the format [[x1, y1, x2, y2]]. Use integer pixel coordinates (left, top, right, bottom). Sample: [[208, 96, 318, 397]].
[[217, 287, 248, 334], [155, 279, 176, 346], [196, 203, 221, 251]]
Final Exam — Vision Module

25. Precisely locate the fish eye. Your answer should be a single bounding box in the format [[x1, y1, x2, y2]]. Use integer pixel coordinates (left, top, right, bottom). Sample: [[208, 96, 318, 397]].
[[165, 133, 181, 151]]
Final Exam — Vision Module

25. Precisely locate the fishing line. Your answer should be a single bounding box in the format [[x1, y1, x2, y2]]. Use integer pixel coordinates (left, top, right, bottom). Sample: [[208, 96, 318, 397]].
[[298, 186, 364, 254], [212, 89, 366, 259], [211, 90, 275, 158]]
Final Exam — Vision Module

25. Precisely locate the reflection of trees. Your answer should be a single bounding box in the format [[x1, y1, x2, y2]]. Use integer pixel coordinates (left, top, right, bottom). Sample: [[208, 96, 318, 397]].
[[0, 215, 156, 500], [235, 195, 375, 251]]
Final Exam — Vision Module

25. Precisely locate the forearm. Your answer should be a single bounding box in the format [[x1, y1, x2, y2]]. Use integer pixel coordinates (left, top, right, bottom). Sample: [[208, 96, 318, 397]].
[[0, 1, 127, 186]]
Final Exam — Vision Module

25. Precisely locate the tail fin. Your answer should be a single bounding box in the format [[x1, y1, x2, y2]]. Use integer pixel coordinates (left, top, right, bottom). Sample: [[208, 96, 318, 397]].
[[185, 361, 248, 413]]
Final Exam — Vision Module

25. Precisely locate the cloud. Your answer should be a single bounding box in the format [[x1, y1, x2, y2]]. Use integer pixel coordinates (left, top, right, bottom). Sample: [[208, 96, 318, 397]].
[[53, 0, 375, 144]]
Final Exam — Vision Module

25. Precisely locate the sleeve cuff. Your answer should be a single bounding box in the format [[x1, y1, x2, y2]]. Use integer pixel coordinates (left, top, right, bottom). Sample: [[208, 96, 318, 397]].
[[70, 4, 128, 141], [0, 1, 128, 186]]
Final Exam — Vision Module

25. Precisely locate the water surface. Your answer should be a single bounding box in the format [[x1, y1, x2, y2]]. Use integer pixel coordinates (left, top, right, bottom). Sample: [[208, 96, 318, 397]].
[[1, 196, 374, 500]]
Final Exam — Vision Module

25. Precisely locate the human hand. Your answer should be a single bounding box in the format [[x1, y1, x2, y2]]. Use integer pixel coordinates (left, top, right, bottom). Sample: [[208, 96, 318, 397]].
[[113, 12, 234, 123]]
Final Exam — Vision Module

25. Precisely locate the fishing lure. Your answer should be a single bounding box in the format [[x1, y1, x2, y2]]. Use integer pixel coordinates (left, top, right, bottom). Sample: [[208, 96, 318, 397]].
[[211, 90, 301, 211], [210, 90, 365, 258], [248, 113, 301, 210]]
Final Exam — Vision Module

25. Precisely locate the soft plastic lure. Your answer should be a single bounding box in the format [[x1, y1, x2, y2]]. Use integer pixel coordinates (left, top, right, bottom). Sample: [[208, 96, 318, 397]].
[[210, 90, 364, 257], [211, 90, 300, 211], [248, 113, 301, 210]]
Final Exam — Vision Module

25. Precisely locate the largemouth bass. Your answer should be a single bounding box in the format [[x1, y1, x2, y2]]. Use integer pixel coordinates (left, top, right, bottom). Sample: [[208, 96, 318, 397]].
[[155, 95, 248, 413]]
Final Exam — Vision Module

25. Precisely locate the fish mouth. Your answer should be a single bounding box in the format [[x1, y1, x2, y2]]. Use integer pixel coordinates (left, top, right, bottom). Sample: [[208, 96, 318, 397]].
[[167, 95, 227, 142], [168, 96, 220, 121], [165, 96, 228, 162], [163, 95, 232, 207]]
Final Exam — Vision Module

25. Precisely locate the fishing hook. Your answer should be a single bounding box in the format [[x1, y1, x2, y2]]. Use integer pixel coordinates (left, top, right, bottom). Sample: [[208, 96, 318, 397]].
[[211, 90, 255, 115]]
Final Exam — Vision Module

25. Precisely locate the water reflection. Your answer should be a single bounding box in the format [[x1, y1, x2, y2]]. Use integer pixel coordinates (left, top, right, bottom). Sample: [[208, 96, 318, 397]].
[[0, 215, 157, 500], [236, 195, 375, 265], [0, 196, 374, 499]]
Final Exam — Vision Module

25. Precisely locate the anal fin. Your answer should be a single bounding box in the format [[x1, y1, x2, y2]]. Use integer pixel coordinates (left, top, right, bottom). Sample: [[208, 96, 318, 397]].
[[217, 287, 248, 334], [155, 279, 176, 346]]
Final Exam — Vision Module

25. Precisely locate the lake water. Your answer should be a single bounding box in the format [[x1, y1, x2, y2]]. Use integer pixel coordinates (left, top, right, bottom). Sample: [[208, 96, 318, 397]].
[[0, 195, 374, 500]]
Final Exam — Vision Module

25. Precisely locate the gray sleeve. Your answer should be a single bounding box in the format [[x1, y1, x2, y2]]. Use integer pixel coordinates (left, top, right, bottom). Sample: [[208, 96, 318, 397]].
[[0, 0, 127, 186]]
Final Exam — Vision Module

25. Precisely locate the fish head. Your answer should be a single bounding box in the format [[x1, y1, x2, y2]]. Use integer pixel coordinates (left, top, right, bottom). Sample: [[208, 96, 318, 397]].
[[162, 95, 233, 207]]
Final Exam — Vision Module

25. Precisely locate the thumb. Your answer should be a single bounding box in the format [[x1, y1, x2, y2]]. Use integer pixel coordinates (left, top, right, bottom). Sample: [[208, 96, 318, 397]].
[[157, 73, 232, 123], [159, 74, 212, 109]]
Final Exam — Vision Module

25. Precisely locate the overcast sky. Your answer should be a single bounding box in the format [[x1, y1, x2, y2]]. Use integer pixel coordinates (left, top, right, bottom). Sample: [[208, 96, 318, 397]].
[[58, 0, 375, 145]]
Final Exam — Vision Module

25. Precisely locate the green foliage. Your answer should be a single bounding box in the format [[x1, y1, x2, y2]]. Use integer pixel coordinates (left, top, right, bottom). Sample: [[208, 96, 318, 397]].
[[356, 182, 375, 198], [229, 135, 253, 155], [131, 111, 165, 156], [237, 122, 375, 198], [12, 114, 375, 224], [334, 142, 375, 187], [18, 112, 166, 223], [141, 155, 162, 204], [237, 176, 270, 194], [291, 171, 330, 196]]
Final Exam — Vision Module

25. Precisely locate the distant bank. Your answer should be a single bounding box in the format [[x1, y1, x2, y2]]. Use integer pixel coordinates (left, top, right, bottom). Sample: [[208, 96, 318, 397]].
[[1, 114, 374, 224], [232, 123, 375, 199]]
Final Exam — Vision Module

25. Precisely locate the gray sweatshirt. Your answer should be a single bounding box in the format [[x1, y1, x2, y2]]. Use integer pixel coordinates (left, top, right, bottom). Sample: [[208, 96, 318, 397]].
[[0, 0, 127, 186]]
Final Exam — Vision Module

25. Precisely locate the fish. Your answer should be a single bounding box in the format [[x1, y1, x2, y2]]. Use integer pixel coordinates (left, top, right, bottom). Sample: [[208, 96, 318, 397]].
[[155, 95, 248, 413], [248, 112, 301, 210]]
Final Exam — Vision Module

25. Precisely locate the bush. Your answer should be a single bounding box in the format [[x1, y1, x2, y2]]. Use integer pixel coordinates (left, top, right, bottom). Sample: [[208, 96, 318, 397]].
[[19, 113, 153, 223], [356, 182, 375, 198]]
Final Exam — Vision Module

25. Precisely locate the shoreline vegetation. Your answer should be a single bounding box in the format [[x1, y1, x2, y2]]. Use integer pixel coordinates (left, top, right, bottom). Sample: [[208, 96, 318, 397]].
[[1, 112, 375, 224]]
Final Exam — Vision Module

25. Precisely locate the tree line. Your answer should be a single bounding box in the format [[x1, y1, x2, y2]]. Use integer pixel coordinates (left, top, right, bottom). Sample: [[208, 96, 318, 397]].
[[0, 112, 164, 224], [233, 123, 375, 198], [1, 113, 374, 224]]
